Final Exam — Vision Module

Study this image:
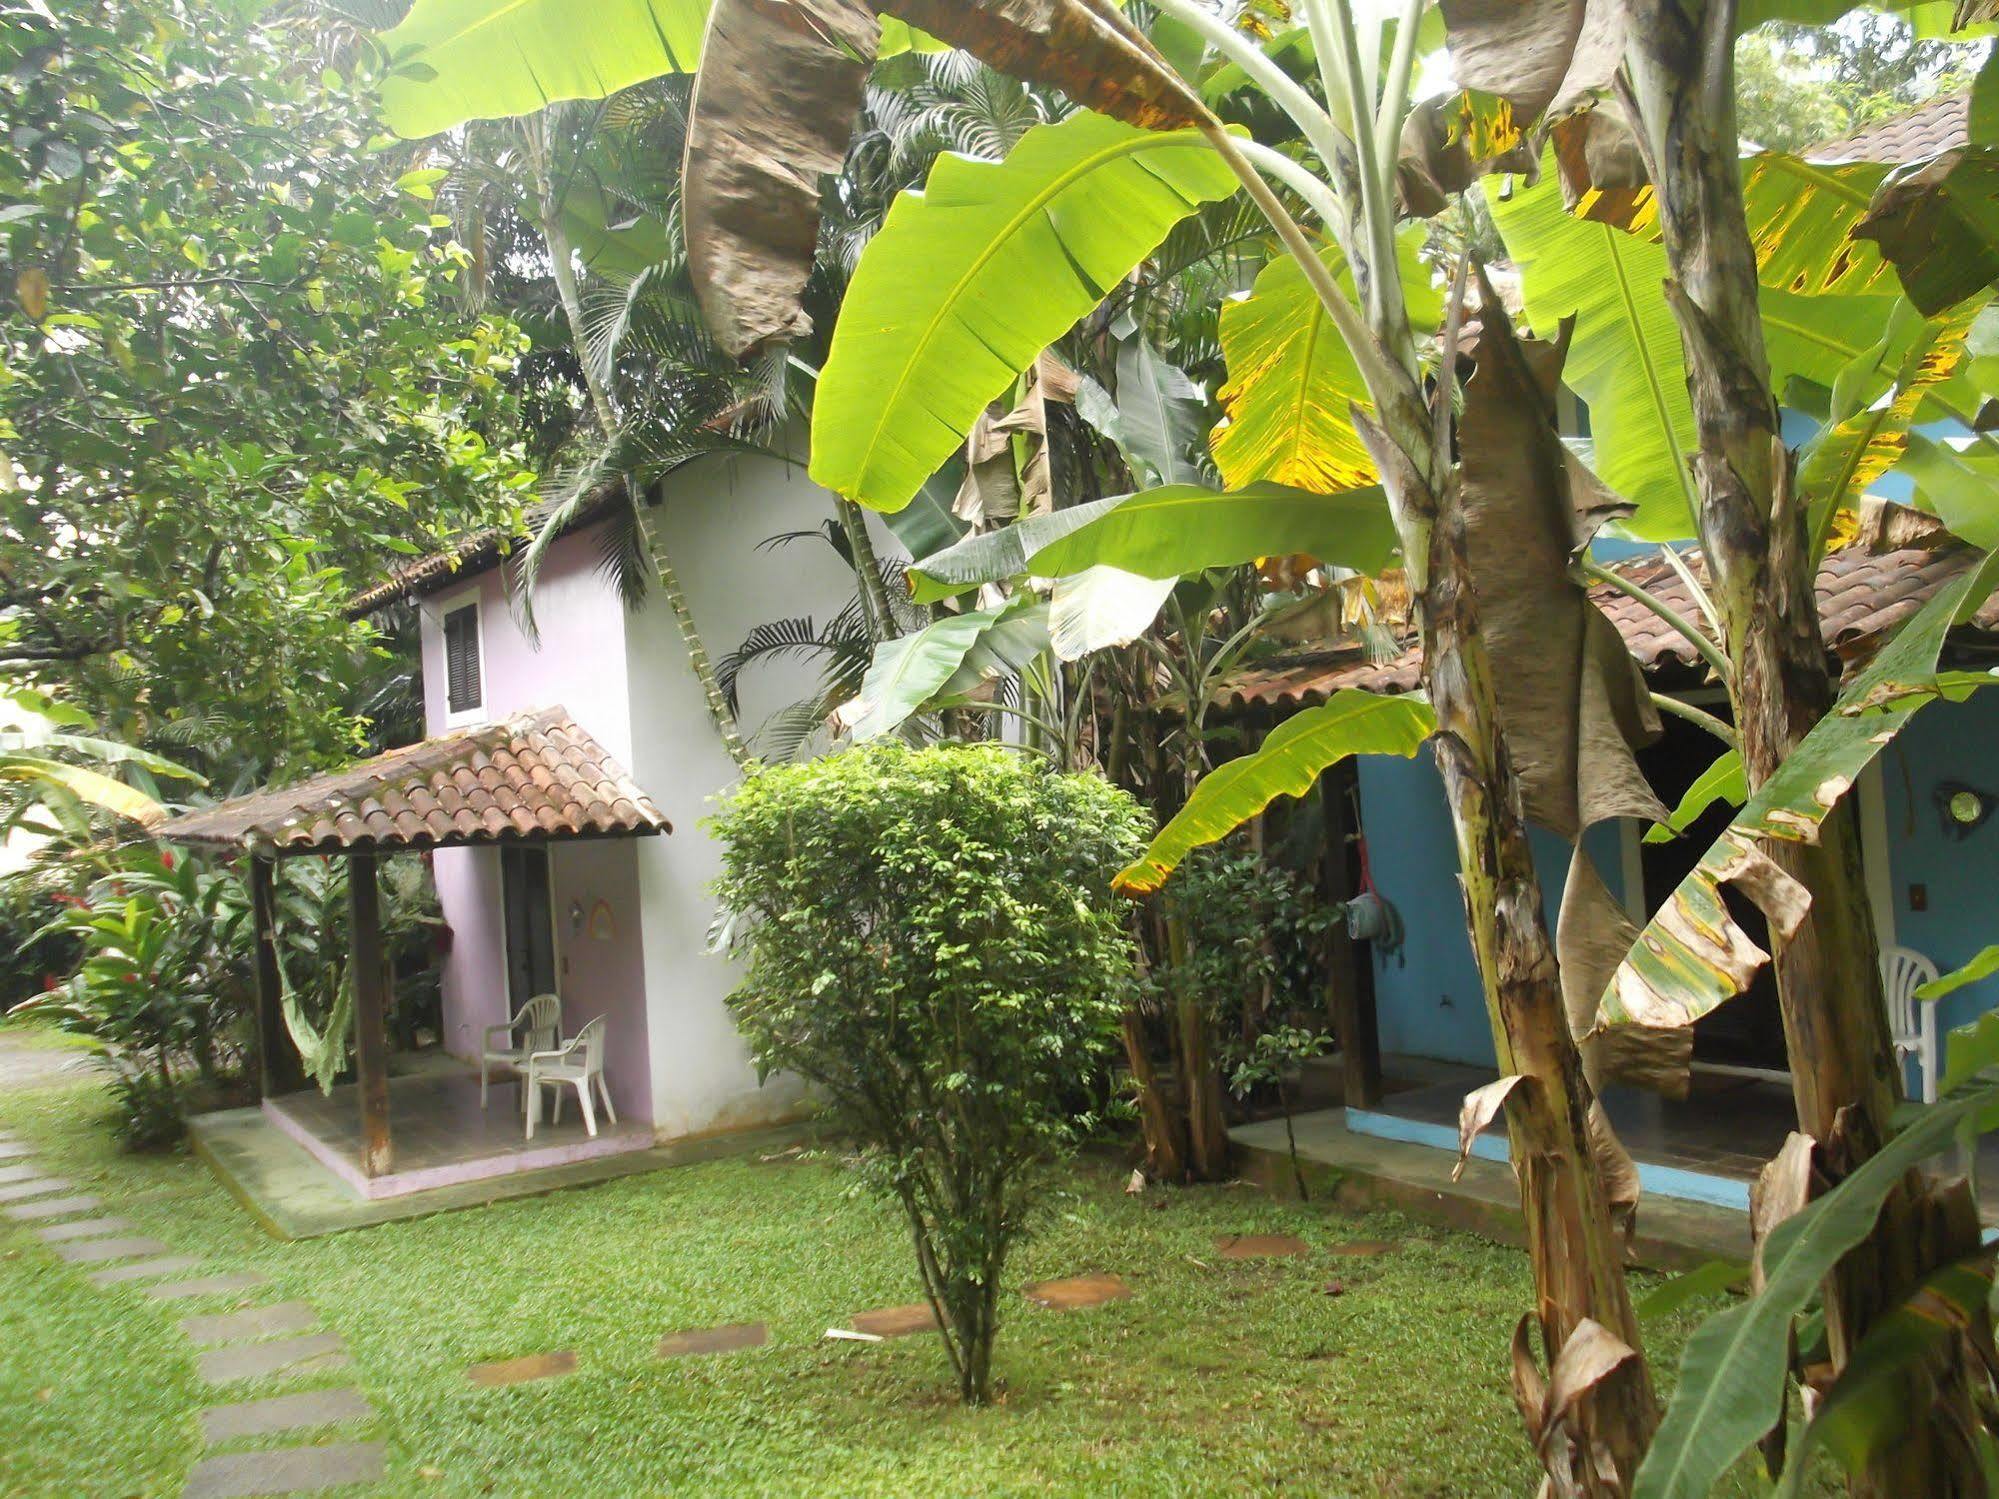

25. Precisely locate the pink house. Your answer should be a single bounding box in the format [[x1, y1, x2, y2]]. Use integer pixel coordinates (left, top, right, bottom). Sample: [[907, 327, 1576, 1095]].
[[179, 450, 872, 1204]]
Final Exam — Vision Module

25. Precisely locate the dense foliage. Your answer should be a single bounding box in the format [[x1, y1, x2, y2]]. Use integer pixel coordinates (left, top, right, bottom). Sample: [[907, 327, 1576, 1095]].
[[0, 0, 536, 784], [711, 741, 1149, 1402], [18, 844, 441, 1147]]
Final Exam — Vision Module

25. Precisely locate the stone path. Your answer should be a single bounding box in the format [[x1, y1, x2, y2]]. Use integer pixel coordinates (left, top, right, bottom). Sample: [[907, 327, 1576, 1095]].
[[465, 1350, 577, 1387], [2, 1128, 387, 1496]]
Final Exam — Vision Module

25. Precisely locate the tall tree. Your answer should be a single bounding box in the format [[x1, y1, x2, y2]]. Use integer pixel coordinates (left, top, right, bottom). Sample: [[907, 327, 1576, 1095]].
[[0, 0, 535, 783]]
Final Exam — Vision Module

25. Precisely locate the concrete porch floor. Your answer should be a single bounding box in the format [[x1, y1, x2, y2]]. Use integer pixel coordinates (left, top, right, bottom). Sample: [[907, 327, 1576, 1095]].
[[265, 1070, 652, 1201], [190, 1075, 812, 1239]]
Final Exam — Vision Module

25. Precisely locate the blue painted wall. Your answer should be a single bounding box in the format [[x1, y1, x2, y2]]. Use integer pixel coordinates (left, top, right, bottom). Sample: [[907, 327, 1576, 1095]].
[[1881, 689, 1999, 1038], [1359, 691, 1999, 1078], [1358, 749, 1628, 1069]]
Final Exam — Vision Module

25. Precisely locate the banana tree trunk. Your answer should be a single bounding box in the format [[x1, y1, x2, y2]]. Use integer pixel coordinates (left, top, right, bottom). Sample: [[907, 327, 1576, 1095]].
[[1621, 5, 1987, 1490], [529, 122, 751, 770], [1406, 445, 1659, 1490]]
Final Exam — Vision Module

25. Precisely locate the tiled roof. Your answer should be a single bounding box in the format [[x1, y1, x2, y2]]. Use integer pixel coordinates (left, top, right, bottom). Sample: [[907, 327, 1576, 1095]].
[[1217, 543, 1999, 712], [162, 707, 670, 855], [346, 489, 623, 618], [1808, 93, 1969, 164]]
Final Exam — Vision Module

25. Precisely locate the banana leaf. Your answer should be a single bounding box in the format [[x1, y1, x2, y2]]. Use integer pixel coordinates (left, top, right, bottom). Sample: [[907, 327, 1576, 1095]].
[[1636, 1083, 1999, 1499], [907, 482, 1397, 603], [810, 111, 1239, 512], [1211, 228, 1439, 494], [1114, 690, 1435, 894], [1597, 548, 1999, 1036]]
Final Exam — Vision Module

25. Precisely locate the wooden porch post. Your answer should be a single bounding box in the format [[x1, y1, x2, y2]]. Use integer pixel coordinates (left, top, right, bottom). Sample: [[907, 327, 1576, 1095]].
[[347, 853, 393, 1178], [249, 854, 303, 1098], [1321, 760, 1382, 1108]]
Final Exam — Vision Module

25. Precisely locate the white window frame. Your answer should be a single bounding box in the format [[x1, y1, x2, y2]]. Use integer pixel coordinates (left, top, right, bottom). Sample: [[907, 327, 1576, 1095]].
[[433, 586, 487, 728]]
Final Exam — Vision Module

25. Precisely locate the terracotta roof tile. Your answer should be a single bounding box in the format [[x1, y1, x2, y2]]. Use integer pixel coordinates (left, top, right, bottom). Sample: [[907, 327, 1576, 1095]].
[[345, 487, 626, 618], [1217, 543, 1999, 712], [1809, 93, 1969, 165], [162, 707, 671, 855]]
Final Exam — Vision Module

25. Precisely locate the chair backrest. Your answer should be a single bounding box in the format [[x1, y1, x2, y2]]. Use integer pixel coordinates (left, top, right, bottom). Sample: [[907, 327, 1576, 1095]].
[[518, 992, 563, 1053], [573, 1014, 606, 1075], [1880, 946, 1939, 1042]]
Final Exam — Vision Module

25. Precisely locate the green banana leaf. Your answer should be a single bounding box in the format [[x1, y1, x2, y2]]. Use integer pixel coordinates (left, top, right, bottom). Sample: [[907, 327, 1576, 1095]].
[[1114, 690, 1434, 894], [1900, 429, 1999, 548], [1633, 1260, 1749, 1326], [1643, 749, 1744, 845], [907, 482, 1397, 603], [1048, 567, 1179, 661], [377, 0, 943, 138], [1074, 336, 1207, 489], [1942, 1000, 1999, 1094], [1635, 1082, 1999, 1499], [378, 0, 715, 138], [810, 111, 1239, 512], [0, 756, 166, 826], [1771, 1253, 1996, 1496], [842, 598, 1045, 741], [1920, 945, 1999, 1002], [1211, 228, 1439, 494], [1597, 548, 1999, 1036], [1491, 168, 1901, 540]]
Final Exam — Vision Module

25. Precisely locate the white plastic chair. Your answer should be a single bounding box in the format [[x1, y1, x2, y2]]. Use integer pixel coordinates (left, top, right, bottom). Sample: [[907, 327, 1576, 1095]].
[[1882, 945, 1941, 1104], [480, 993, 562, 1112], [525, 1014, 616, 1140]]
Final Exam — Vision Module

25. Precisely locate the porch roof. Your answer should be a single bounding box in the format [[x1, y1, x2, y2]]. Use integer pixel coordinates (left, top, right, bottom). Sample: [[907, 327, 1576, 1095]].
[[161, 706, 671, 857], [1216, 539, 1999, 714]]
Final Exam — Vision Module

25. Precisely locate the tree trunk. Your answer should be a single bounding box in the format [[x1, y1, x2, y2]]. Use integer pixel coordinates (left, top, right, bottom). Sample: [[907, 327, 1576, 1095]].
[[1120, 1007, 1188, 1181], [1166, 910, 1232, 1180], [1620, 4, 1988, 1490], [1418, 474, 1659, 1488], [836, 492, 899, 646], [528, 118, 751, 769]]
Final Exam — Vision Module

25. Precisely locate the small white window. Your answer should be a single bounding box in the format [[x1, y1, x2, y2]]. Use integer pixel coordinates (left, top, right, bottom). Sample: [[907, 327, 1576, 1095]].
[[443, 602, 483, 717]]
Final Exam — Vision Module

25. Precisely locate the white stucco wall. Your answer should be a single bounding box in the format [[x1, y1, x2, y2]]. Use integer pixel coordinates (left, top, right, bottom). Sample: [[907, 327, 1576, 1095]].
[[622, 449, 890, 1138], [411, 450, 890, 1142]]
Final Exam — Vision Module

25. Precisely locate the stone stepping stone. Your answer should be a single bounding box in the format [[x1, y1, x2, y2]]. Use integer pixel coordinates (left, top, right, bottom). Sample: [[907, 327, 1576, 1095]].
[[465, 1350, 577, 1387], [37, 1216, 135, 1243], [0, 1176, 72, 1204], [655, 1323, 767, 1359], [4, 1193, 100, 1221], [1326, 1239, 1398, 1257], [182, 1300, 318, 1347], [54, 1234, 173, 1264], [198, 1332, 349, 1385], [0, 1161, 48, 1184], [182, 1441, 384, 1499], [0, 1140, 34, 1160], [1023, 1274, 1131, 1310], [848, 1303, 941, 1339], [199, 1386, 375, 1443], [88, 1254, 202, 1287], [146, 1271, 269, 1301], [1215, 1233, 1310, 1260]]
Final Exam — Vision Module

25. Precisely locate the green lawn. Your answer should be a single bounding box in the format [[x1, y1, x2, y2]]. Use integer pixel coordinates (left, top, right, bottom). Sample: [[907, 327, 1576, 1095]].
[[0, 1029, 1828, 1498]]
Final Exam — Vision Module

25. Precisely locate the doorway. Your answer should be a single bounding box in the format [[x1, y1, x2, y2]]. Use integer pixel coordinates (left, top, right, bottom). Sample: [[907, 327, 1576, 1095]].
[[1636, 701, 1789, 1072], [501, 845, 557, 1009]]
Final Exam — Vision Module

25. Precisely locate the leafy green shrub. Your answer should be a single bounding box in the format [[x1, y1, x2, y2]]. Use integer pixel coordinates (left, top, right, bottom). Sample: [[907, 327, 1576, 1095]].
[[711, 742, 1149, 1403], [20, 844, 442, 1145]]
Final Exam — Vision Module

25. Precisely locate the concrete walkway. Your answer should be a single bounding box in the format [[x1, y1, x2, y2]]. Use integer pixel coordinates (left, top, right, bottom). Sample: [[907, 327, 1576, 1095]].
[[1231, 1108, 1752, 1267], [0, 1119, 386, 1497]]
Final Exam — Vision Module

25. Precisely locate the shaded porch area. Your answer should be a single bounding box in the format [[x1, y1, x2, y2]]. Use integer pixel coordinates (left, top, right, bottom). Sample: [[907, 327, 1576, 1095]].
[[165, 707, 670, 1205], [265, 1068, 653, 1200], [1247, 1055, 1999, 1246]]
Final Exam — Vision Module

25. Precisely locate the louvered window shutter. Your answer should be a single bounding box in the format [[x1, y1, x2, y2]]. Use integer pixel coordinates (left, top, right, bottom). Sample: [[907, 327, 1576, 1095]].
[[444, 604, 482, 714]]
